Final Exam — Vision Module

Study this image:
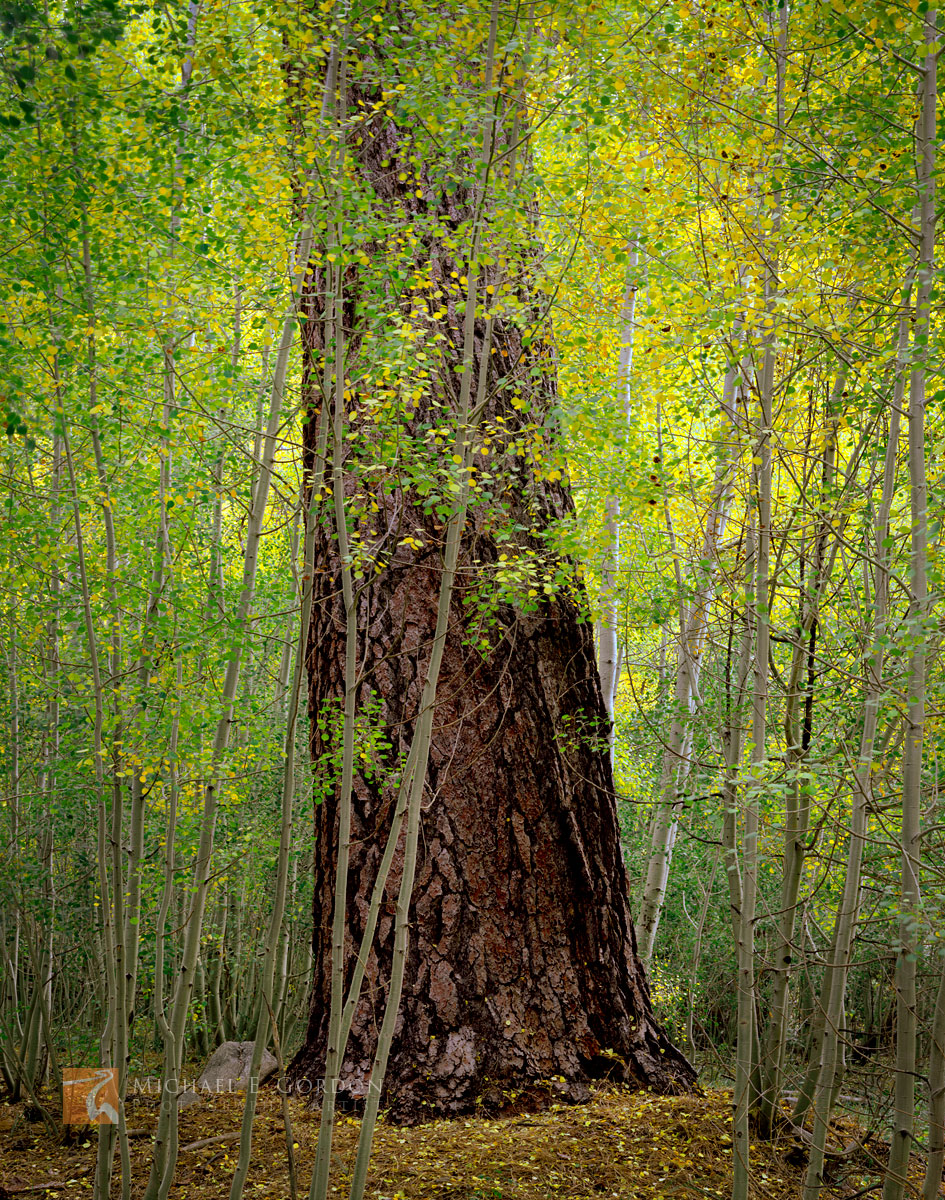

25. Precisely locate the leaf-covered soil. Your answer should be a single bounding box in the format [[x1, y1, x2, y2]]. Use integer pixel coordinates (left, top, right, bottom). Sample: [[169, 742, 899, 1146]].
[[0, 1085, 926, 1199]]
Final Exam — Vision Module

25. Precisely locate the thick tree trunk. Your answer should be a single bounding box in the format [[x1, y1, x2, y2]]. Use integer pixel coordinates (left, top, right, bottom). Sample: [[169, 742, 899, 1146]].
[[288, 13, 694, 1125], [294, 530, 694, 1120]]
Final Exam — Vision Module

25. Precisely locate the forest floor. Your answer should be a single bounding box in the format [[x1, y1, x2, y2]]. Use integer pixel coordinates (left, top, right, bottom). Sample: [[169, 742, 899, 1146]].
[[0, 1084, 929, 1200]]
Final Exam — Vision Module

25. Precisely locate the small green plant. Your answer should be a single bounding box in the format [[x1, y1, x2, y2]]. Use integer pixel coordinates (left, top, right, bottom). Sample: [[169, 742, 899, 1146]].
[[312, 690, 398, 805]]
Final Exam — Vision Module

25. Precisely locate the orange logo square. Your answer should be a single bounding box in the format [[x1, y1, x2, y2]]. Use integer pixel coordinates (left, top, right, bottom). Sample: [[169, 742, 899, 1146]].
[[62, 1068, 119, 1124]]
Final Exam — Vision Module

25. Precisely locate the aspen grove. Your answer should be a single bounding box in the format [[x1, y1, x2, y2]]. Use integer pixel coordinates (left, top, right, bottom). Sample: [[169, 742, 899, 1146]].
[[1, 2, 945, 1200]]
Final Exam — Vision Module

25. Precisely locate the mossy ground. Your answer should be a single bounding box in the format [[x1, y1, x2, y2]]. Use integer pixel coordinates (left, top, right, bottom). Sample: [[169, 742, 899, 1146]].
[[0, 1085, 930, 1199]]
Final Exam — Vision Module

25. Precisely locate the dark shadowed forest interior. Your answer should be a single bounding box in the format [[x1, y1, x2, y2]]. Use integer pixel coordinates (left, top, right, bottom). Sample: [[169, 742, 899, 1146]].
[[1, 1, 945, 1199]]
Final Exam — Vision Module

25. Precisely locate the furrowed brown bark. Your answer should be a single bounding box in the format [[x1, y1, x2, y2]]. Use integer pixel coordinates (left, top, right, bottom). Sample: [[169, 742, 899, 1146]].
[[288, 17, 694, 1124]]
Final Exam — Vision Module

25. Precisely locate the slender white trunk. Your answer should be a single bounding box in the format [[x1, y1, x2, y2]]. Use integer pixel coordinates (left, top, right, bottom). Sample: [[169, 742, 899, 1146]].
[[758, 371, 846, 1133], [721, 600, 751, 948], [598, 254, 638, 743], [923, 959, 945, 1200], [597, 496, 620, 728], [38, 435, 61, 1088], [68, 205, 126, 1188], [4, 556, 23, 1088], [143, 92, 313, 1196], [884, 21, 935, 1197], [802, 306, 909, 1200], [686, 850, 719, 1055], [731, 496, 759, 1200], [637, 358, 739, 960], [228, 442, 318, 1200], [732, 15, 782, 1192], [62, 418, 116, 1186]]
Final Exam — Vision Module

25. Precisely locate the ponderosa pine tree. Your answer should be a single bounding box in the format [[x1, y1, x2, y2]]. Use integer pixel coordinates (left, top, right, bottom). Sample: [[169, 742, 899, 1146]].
[[286, 1, 694, 1123]]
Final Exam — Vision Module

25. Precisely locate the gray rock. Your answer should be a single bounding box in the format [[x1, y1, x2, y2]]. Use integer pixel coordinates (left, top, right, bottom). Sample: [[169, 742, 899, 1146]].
[[195, 1041, 277, 1096], [177, 1089, 201, 1109]]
